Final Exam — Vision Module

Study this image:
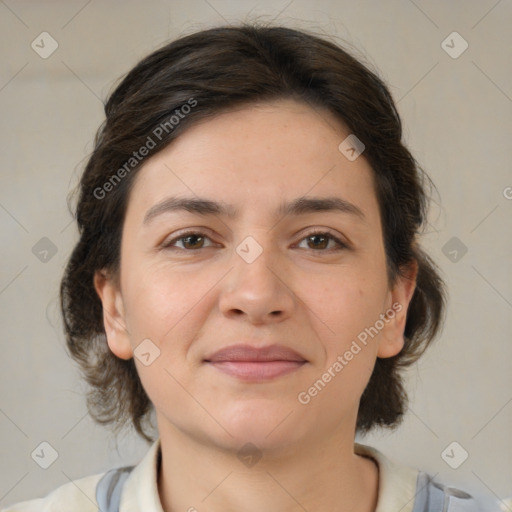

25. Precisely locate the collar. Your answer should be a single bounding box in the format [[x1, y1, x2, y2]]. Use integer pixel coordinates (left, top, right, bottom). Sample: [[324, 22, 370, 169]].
[[355, 443, 419, 512], [120, 438, 164, 512], [119, 438, 419, 512]]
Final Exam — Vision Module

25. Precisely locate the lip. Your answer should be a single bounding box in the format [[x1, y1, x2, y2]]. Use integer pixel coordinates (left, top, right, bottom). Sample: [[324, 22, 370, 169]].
[[205, 344, 307, 381]]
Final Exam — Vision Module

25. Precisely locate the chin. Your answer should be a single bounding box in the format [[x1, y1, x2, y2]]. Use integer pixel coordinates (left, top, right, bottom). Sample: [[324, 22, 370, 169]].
[[214, 400, 306, 451]]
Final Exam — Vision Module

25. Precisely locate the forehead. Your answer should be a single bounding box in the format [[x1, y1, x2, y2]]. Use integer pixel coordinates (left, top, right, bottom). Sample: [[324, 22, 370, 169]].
[[125, 99, 380, 225]]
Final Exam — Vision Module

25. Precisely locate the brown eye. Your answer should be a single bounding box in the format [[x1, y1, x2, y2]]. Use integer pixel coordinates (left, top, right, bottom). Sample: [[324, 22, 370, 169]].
[[163, 231, 215, 250], [181, 234, 204, 249], [307, 234, 329, 250], [297, 231, 348, 251]]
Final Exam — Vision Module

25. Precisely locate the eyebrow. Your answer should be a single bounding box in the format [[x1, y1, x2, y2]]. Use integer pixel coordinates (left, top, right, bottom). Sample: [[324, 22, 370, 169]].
[[143, 195, 366, 225]]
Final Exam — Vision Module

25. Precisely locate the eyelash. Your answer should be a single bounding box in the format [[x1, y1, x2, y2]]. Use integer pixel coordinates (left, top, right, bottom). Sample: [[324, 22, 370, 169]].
[[161, 229, 349, 252]]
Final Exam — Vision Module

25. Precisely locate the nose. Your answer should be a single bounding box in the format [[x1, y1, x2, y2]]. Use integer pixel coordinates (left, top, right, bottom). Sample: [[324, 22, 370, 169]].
[[218, 240, 296, 325]]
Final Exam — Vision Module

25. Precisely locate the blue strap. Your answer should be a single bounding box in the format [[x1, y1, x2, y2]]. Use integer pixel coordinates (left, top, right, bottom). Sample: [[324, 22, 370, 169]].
[[412, 471, 478, 511], [96, 466, 134, 512]]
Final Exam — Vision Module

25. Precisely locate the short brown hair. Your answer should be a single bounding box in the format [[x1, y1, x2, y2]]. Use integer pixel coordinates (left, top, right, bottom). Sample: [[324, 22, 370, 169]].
[[60, 22, 446, 443]]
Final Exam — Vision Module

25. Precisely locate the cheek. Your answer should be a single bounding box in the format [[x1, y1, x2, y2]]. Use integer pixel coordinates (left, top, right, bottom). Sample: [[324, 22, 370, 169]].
[[301, 268, 388, 394], [300, 277, 384, 394], [120, 259, 197, 341], [304, 270, 387, 342], [120, 266, 211, 407], [120, 259, 226, 366]]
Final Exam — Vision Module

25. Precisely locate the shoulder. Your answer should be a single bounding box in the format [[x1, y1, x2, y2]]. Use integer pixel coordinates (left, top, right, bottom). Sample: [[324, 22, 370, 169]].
[[354, 443, 487, 512], [1, 472, 104, 512], [1, 440, 159, 512]]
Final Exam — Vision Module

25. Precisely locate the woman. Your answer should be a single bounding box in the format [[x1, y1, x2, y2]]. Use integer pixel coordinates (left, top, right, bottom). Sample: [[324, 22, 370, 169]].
[[3, 22, 485, 512]]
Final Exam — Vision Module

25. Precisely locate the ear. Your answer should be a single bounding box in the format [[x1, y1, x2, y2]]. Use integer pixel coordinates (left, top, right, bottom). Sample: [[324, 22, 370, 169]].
[[377, 259, 418, 358], [93, 269, 133, 360]]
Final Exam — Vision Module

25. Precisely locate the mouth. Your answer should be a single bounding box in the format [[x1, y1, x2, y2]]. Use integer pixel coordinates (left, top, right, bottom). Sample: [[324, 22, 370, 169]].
[[207, 360, 306, 380], [204, 344, 307, 382]]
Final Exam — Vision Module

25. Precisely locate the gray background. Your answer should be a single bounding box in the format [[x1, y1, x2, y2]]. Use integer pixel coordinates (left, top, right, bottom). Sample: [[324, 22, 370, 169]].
[[1, 0, 511, 509]]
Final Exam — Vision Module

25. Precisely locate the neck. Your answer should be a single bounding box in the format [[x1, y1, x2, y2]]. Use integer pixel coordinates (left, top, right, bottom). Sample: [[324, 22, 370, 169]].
[[156, 424, 379, 512]]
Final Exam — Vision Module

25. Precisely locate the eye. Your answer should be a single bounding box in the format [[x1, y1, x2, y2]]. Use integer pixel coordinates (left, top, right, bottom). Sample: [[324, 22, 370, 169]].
[[162, 231, 216, 250], [296, 230, 348, 251], [161, 229, 349, 252]]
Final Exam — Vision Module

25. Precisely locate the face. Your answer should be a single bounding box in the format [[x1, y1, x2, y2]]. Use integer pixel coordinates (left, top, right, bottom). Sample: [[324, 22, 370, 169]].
[[95, 99, 416, 454]]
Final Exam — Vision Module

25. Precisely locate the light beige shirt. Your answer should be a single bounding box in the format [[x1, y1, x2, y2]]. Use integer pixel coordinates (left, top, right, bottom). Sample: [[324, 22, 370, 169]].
[[2, 441, 420, 512]]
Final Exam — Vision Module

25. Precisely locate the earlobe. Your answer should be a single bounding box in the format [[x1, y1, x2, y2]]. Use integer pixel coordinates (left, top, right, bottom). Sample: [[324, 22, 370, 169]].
[[93, 269, 133, 360], [377, 260, 418, 358]]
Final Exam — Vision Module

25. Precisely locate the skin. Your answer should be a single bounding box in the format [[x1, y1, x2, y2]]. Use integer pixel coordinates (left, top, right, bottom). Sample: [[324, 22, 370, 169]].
[[95, 98, 417, 512]]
